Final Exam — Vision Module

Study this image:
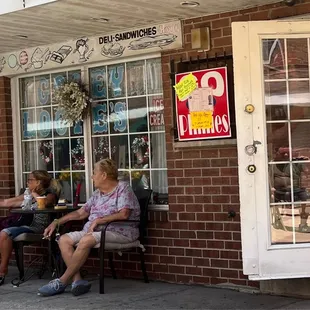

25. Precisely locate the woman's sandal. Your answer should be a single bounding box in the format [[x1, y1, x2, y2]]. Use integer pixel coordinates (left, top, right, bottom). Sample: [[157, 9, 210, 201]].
[[0, 276, 5, 286]]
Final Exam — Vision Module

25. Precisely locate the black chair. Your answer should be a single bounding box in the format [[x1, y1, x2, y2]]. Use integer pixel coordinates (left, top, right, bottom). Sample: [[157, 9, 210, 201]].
[[98, 189, 152, 294], [13, 185, 63, 282]]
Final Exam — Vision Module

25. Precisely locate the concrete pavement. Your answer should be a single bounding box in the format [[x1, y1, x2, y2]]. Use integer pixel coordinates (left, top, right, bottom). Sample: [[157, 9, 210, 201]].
[[0, 267, 310, 309]]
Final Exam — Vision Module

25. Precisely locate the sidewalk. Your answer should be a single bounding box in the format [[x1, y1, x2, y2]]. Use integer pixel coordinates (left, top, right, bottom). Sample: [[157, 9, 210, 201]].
[[0, 267, 310, 310]]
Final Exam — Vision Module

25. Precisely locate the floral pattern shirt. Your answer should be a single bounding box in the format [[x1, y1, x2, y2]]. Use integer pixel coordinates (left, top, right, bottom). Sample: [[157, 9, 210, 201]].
[[82, 181, 140, 241]]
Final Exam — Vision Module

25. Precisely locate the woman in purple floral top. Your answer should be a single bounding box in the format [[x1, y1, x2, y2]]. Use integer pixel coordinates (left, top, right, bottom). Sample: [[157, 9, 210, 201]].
[[38, 158, 140, 297]]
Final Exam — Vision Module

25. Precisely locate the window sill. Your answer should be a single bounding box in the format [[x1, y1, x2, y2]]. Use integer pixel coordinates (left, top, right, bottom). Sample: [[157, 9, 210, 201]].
[[149, 204, 169, 211], [173, 138, 237, 149]]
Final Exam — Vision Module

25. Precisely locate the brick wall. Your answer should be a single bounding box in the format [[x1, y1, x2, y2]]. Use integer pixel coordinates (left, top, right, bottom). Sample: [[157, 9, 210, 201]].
[[0, 77, 15, 218], [5, 0, 310, 289]]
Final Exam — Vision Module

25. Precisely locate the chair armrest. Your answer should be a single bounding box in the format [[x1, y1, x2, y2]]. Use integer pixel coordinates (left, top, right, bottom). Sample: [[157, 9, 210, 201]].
[[99, 220, 140, 249]]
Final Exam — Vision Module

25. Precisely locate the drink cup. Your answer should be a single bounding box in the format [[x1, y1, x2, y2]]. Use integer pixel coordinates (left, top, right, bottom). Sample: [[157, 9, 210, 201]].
[[37, 196, 47, 209]]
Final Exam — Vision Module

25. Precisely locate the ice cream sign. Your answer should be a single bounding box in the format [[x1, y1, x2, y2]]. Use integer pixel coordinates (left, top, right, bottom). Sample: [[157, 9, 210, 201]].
[[175, 67, 231, 141]]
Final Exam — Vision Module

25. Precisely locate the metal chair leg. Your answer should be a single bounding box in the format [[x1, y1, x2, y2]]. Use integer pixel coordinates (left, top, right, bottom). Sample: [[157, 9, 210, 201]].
[[108, 252, 117, 279], [99, 245, 105, 294], [139, 248, 149, 283], [14, 242, 25, 281]]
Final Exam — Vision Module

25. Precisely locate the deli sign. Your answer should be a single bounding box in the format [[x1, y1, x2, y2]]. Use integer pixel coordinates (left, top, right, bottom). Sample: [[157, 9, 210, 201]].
[[175, 67, 231, 141]]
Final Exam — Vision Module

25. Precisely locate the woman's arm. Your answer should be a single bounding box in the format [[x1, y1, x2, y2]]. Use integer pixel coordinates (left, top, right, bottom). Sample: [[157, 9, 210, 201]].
[[0, 195, 24, 208]]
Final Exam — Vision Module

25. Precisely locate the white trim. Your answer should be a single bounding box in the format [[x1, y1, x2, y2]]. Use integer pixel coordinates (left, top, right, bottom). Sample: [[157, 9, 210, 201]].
[[11, 77, 23, 195]]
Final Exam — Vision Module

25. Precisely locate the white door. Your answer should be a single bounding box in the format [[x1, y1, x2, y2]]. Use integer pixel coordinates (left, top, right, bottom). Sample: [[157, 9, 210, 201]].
[[233, 21, 310, 280]]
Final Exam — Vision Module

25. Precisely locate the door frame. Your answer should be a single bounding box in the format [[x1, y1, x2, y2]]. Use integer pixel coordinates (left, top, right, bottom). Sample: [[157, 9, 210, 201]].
[[232, 21, 310, 280]]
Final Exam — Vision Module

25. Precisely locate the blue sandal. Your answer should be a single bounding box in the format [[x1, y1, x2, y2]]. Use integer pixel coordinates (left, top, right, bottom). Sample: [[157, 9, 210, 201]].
[[71, 280, 91, 296]]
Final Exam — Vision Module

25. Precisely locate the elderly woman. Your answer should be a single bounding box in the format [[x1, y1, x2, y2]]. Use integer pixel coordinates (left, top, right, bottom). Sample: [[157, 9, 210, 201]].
[[38, 158, 140, 297], [0, 170, 60, 286]]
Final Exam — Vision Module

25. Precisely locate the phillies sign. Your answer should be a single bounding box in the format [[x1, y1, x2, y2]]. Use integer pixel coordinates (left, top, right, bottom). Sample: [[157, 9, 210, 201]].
[[175, 67, 231, 141]]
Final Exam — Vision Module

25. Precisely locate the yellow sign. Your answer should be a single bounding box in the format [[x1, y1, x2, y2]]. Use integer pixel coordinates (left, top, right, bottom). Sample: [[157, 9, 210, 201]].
[[174, 73, 197, 101], [190, 111, 213, 130]]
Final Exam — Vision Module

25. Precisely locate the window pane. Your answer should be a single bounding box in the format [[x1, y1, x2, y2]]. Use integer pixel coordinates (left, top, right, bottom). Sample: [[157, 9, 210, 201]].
[[37, 107, 52, 139], [127, 60, 145, 96], [109, 100, 128, 134], [149, 96, 165, 131], [90, 67, 107, 100], [130, 134, 149, 169], [93, 136, 110, 162], [128, 97, 147, 133], [38, 139, 53, 171], [53, 107, 69, 138], [71, 138, 85, 170], [21, 108, 36, 139], [131, 170, 150, 191], [92, 101, 108, 135], [35, 75, 50, 106], [108, 64, 126, 98], [110, 135, 128, 169], [54, 139, 69, 171], [152, 170, 168, 204], [22, 141, 37, 172], [20, 77, 35, 108], [146, 58, 162, 94], [52, 72, 66, 90], [150, 133, 167, 168]]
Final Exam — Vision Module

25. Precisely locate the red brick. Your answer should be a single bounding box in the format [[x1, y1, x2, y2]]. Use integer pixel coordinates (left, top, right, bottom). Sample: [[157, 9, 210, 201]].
[[184, 169, 202, 177], [214, 231, 232, 240], [160, 256, 176, 264], [172, 222, 189, 230], [207, 240, 224, 249], [185, 187, 203, 195], [203, 268, 220, 277], [179, 213, 195, 221], [225, 241, 242, 250], [211, 259, 229, 268], [153, 264, 169, 273], [193, 276, 210, 284], [174, 239, 190, 247], [177, 195, 194, 203], [160, 273, 177, 282], [212, 177, 230, 185], [186, 204, 203, 213], [196, 213, 214, 221], [229, 260, 243, 269], [189, 222, 205, 230], [176, 256, 193, 265], [164, 230, 180, 238], [212, 18, 230, 29], [185, 249, 202, 257], [186, 266, 202, 275], [220, 250, 239, 260], [169, 204, 185, 212], [201, 150, 219, 158], [221, 269, 239, 278], [169, 248, 184, 256], [193, 177, 212, 185], [169, 265, 185, 274], [190, 240, 207, 248], [193, 258, 210, 267], [203, 250, 220, 258], [197, 231, 214, 239], [203, 187, 221, 195], [180, 230, 196, 239], [202, 168, 220, 176], [176, 178, 193, 186], [175, 160, 193, 168], [158, 239, 173, 246]]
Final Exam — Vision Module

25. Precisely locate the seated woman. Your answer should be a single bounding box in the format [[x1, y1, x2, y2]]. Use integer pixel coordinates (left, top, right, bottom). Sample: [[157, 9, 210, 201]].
[[0, 170, 60, 286], [38, 158, 140, 297]]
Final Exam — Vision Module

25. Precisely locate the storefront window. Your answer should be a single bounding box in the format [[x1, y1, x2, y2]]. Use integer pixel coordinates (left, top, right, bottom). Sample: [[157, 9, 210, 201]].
[[19, 57, 168, 205], [90, 58, 168, 204], [20, 69, 87, 203]]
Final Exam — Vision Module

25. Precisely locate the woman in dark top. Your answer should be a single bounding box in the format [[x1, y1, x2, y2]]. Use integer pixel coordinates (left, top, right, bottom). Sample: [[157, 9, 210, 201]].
[[0, 170, 60, 286]]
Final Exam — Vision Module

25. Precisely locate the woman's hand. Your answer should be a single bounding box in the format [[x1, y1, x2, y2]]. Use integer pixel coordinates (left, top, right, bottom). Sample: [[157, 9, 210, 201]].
[[87, 219, 99, 233], [43, 222, 57, 238]]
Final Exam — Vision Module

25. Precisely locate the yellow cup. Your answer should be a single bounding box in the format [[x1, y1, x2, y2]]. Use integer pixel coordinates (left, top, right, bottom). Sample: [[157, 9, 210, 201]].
[[37, 196, 47, 209]]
